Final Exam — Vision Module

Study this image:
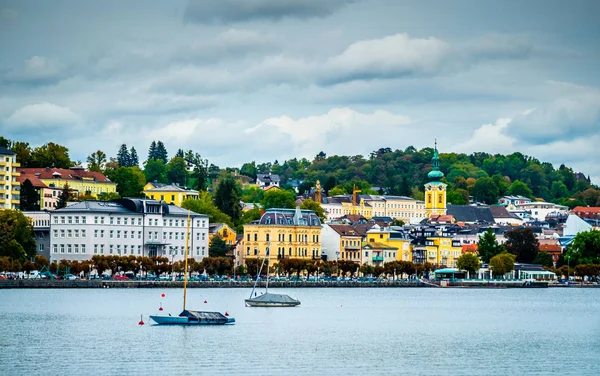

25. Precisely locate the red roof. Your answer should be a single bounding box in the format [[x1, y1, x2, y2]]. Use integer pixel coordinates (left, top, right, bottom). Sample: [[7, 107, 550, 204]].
[[19, 168, 112, 183], [328, 224, 361, 237], [572, 206, 600, 213], [16, 173, 48, 188], [461, 244, 478, 254], [539, 244, 562, 253]]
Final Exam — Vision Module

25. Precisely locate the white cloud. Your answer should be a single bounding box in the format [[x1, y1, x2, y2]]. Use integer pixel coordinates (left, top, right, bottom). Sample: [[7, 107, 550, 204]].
[[5, 102, 81, 128], [2, 56, 67, 85], [455, 117, 515, 154]]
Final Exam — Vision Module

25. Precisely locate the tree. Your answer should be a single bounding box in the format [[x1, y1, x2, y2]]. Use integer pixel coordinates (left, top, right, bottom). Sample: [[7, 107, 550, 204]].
[[489, 252, 516, 277], [30, 142, 72, 168], [144, 159, 167, 184], [148, 141, 157, 161], [506, 180, 533, 198], [568, 229, 600, 265], [12, 141, 32, 167], [505, 228, 539, 263], [329, 186, 345, 196], [117, 144, 131, 167], [166, 156, 188, 186], [240, 162, 257, 180], [155, 141, 168, 164], [477, 229, 504, 263], [106, 166, 146, 198], [33, 255, 49, 270], [176, 149, 184, 158], [182, 192, 234, 228], [57, 183, 71, 209], [87, 150, 107, 172], [550, 181, 569, 201], [209, 234, 229, 257], [0, 210, 36, 261], [185, 151, 209, 192], [20, 179, 40, 211], [130, 147, 139, 167], [300, 199, 326, 222], [471, 177, 499, 204], [533, 251, 554, 268], [214, 174, 242, 223], [456, 253, 480, 276], [261, 189, 296, 209]]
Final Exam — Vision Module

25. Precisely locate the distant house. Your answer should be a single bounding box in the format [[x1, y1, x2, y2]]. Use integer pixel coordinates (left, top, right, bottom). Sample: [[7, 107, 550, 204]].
[[571, 206, 600, 220], [490, 206, 523, 226], [256, 173, 280, 188], [446, 204, 495, 225], [498, 195, 532, 207]]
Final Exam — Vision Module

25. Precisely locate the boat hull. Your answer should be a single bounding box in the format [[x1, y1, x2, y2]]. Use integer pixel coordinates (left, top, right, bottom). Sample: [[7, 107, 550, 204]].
[[150, 315, 235, 325], [245, 300, 300, 307]]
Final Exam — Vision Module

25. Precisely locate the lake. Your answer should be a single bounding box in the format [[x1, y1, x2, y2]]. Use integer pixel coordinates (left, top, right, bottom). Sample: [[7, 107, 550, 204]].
[[0, 287, 599, 375]]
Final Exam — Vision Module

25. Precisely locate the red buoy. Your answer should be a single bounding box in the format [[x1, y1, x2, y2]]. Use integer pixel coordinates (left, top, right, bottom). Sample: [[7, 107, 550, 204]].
[[161, 293, 166, 298], [159, 302, 163, 311], [204, 300, 207, 304], [139, 314, 144, 325], [225, 312, 229, 316]]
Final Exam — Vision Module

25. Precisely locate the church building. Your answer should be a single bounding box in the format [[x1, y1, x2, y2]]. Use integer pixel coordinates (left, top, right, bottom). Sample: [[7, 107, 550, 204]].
[[424, 141, 447, 217]]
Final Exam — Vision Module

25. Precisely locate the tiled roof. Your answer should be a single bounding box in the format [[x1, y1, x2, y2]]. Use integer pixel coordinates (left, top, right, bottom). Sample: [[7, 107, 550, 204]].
[[351, 223, 376, 236], [363, 241, 398, 250], [447, 205, 495, 224], [539, 244, 562, 253], [17, 174, 48, 189], [0, 146, 16, 155], [462, 244, 478, 253], [328, 224, 361, 237], [256, 173, 281, 183], [19, 167, 113, 183], [572, 206, 600, 213], [145, 184, 198, 193]]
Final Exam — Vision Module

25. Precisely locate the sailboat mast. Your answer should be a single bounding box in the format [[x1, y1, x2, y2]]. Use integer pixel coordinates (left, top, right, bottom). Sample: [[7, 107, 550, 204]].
[[249, 251, 266, 299], [265, 242, 270, 293], [183, 211, 191, 312]]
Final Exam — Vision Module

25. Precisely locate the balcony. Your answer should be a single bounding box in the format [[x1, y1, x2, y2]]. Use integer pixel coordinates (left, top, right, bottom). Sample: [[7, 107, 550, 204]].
[[372, 256, 384, 262]]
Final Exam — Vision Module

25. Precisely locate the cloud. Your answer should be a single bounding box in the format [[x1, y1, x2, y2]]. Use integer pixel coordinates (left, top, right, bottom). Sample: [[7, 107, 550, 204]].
[[183, 0, 354, 24], [455, 117, 515, 154], [0, 8, 17, 20], [5, 102, 82, 129], [504, 82, 600, 145], [1, 56, 68, 86], [176, 29, 279, 64]]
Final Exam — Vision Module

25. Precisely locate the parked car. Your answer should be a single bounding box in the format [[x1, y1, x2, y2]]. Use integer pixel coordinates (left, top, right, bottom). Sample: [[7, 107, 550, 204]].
[[113, 275, 129, 281], [89, 275, 100, 280], [64, 274, 77, 281]]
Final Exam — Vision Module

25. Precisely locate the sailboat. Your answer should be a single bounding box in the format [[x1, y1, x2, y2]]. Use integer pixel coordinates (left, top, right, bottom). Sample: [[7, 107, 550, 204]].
[[150, 211, 235, 325], [245, 244, 301, 307]]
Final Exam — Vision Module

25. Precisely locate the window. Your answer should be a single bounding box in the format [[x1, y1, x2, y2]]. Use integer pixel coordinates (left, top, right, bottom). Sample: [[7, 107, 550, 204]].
[[266, 234, 270, 241], [53, 230, 58, 238], [175, 232, 178, 240], [254, 234, 257, 241], [124, 245, 128, 254], [138, 231, 142, 239], [137, 218, 142, 225], [101, 217, 105, 224], [124, 217, 128, 225], [74, 229, 79, 238], [117, 245, 121, 255], [110, 217, 114, 225], [202, 220, 206, 227], [202, 246, 205, 255], [169, 232, 173, 240], [75, 216, 79, 224], [117, 217, 121, 225], [247, 234, 250, 241], [246, 247, 250, 255], [169, 219, 173, 226], [60, 244, 65, 253], [39, 243, 44, 252], [74, 244, 79, 253], [94, 230, 98, 238], [53, 216, 59, 224], [123, 231, 127, 239], [53, 244, 58, 253], [100, 244, 105, 254], [61, 216, 65, 224], [110, 230, 114, 239], [201, 233, 205, 240], [163, 232, 167, 240], [137, 245, 141, 255], [67, 230, 72, 238], [154, 232, 158, 240], [154, 219, 158, 226], [82, 216, 86, 224], [94, 244, 98, 254], [67, 245, 72, 254], [68, 216, 72, 224]]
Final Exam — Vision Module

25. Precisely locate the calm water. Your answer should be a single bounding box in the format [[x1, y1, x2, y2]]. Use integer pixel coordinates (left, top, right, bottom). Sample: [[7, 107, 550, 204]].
[[0, 287, 599, 375]]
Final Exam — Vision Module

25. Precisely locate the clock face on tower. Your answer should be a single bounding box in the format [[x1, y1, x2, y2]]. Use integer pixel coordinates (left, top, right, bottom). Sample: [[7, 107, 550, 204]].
[[427, 185, 432, 191], [438, 185, 443, 191]]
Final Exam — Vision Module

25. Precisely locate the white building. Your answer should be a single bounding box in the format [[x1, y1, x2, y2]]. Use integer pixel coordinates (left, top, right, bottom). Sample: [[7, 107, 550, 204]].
[[23, 211, 51, 260], [514, 202, 569, 222], [256, 173, 280, 188], [49, 198, 209, 263], [498, 195, 532, 207]]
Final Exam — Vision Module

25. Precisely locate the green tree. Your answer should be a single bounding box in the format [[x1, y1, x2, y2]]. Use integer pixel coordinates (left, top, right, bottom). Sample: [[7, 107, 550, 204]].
[[550, 181, 569, 201], [505, 228, 539, 263], [568, 229, 600, 265], [507, 180, 533, 198], [87, 150, 107, 172], [447, 188, 469, 205], [117, 144, 131, 167], [209, 234, 229, 257], [57, 183, 71, 209], [107, 166, 146, 198], [155, 141, 168, 164], [214, 174, 242, 223], [144, 159, 167, 184], [33, 255, 49, 270], [30, 142, 72, 168], [489, 252, 516, 277], [12, 141, 32, 167], [184, 151, 209, 192], [261, 189, 296, 209], [471, 177, 499, 204], [300, 199, 326, 222], [182, 192, 234, 228], [329, 186, 345, 196], [148, 141, 157, 160], [477, 229, 504, 263], [0, 210, 36, 261], [456, 253, 480, 276], [533, 251, 554, 268], [130, 147, 139, 167], [240, 162, 257, 180], [20, 179, 40, 211], [166, 156, 188, 186]]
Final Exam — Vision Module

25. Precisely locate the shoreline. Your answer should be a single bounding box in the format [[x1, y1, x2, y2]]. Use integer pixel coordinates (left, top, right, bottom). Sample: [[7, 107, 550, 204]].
[[1, 280, 597, 289]]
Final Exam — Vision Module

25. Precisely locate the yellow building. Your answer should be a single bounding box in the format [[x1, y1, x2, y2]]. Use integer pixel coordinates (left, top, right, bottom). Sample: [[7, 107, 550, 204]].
[[209, 223, 237, 246], [329, 195, 426, 224], [241, 207, 323, 266], [143, 182, 199, 207], [325, 224, 363, 263], [425, 142, 447, 217], [19, 167, 116, 198], [424, 236, 462, 267], [362, 242, 398, 266], [0, 147, 20, 209], [366, 225, 413, 262]]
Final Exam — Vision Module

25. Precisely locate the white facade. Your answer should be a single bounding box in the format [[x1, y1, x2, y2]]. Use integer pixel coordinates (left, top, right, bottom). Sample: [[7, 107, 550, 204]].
[[515, 202, 569, 221], [23, 211, 51, 260], [498, 195, 532, 207], [320, 224, 342, 261], [48, 199, 209, 263], [322, 202, 344, 221]]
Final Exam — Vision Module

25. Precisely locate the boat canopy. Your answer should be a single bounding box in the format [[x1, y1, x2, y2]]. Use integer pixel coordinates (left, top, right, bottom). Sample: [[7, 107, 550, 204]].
[[179, 310, 229, 323], [246, 292, 299, 304]]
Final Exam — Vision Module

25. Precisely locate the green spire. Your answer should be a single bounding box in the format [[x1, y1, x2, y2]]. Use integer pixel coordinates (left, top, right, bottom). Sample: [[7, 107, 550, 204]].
[[428, 140, 444, 181]]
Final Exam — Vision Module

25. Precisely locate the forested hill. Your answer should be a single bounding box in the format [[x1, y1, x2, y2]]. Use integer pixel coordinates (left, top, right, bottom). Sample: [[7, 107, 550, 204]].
[[239, 147, 599, 207]]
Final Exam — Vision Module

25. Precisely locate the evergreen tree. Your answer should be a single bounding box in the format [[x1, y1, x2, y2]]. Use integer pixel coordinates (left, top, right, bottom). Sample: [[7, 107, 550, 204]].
[[20, 179, 40, 211], [176, 149, 184, 158], [209, 234, 229, 257], [505, 228, 539, 264], [117, 144, 131, 167], [148, 141, 157, 161], [129, 147, 139, 167], [166, 156, 188, 186], [214, 175, 242, 223], [144, 159, 167, 184], [57, 183, 70, 209], [155, 141, 168, 164], [477, 229, 504, 263]]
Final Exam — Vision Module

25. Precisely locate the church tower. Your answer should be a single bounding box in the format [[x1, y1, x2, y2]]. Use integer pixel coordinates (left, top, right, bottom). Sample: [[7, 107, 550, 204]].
[[424, 141, 447, 217]]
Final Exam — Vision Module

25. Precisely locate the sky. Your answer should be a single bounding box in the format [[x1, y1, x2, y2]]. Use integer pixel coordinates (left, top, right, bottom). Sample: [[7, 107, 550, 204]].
[[1, 0, 599, 183]]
